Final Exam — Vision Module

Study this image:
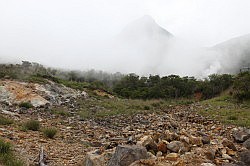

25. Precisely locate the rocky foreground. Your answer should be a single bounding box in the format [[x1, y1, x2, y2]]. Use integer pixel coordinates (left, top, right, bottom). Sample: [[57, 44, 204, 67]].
[[0, 80, 250, 166]]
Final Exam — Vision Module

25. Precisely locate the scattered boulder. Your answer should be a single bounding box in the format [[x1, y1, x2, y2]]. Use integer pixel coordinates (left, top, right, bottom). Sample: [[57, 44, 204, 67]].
[[167, 141, 184, 153], [243, 138, 250, 149], [205, 149, 216, 160], [222, 153, 233, 160], [222, 139, 237, 151], [239, 150, 250, 165], [202, 135, 211, 144], [189, 136, 203, 146], [137, 136, 157, 153], [81, 91, 89, 99], [233, 130, 250, 143], [165, 153, 179, 161], [157, 141, 168, 153], [83, 151, 105, 166], [108, 145, 148, 166]]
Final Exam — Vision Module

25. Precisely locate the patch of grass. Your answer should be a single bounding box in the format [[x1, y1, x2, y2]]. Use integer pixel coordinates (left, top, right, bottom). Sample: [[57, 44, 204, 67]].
[[76, 97, 195, 119], [19, 102, 33, 109], [59, 79, 90, 91], [26, 75, 48, 84], [199, 95, 250, 127], [23, 120, 40, 131], [51, 108, 71, 117], [43, 127, 57, 139], [144, 105, 151, 110], [79, 110, 93, 120], [77, 98, 165, 119], [0, 139, 11, 154], [0, 139, 24, 166], [0, 115, 13, 125], [227, 115, 238, 120]]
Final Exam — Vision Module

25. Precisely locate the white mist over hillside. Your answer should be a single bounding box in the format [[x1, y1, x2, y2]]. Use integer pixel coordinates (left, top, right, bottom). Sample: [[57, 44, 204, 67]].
[[104, 16, 250, 77], [1, 0, 250, 77]]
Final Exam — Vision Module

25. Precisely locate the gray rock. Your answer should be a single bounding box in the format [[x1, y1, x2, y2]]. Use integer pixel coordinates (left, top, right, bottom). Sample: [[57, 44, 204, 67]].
[[222, 153, 233, 160], [205, 149, 216, 160], [137, 136, 157, 153], [243, 138, 250, 149], [233, 131, 250, 143], [240, 150, 250, 165], [83, 151, 105, 166], [167, 141, 184, 153], [108, 145, 148, 166], [202, 135, 211, 144]]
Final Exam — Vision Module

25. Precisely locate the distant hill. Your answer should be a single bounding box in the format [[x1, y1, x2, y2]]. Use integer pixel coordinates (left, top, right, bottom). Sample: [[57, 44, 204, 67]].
[[112, 15, 174, 75], [117, 15, 173, 42], [211, 34, 250, 73]]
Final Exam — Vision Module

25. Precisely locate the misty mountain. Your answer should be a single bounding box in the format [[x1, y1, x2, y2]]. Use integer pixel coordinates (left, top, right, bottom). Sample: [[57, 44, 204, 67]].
[[113, 16, 250, 76], [211, 34, 250, 74], [117, 15, 173, 42], [111, 15, 174, 75]]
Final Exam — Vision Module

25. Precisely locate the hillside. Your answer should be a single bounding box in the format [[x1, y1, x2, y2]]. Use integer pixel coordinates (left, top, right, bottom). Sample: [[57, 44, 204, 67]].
[[211, 34, 250, 74], [0, 71, 250, 166]]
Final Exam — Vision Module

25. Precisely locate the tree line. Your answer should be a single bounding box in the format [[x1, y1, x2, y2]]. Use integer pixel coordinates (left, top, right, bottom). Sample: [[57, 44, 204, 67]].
[[113, 73, 235, 100], [0, 61, 249, 101]]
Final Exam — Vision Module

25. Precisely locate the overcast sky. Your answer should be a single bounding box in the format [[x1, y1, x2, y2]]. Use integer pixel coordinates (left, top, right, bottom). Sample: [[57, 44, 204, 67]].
[[0, 0, 250, 73]]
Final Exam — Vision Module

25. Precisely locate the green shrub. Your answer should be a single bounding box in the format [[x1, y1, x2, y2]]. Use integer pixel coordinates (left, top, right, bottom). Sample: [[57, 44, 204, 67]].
[[27, 75, 48, 84], [144, 105, 150, 110], [233, 72, 250, 102], [0, 153, 24, 166], [23, 120, 40, 131], [19, 102, 33, 109], [0, 116, 13, 125], [43, 127, 57, 139], [0, 139, 11, 154], [51, 109, 70, 117], [0, 139, 24, 166]]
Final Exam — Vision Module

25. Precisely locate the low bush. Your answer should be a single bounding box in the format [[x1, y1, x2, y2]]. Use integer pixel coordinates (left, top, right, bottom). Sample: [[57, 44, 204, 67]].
[[23, 120, 40, 131], [0, 139, 24, 166], [0, 139, 11, 154], [43, 127, 57, 139], [19, 102, 33, 109], [0, 115, 13, 125]]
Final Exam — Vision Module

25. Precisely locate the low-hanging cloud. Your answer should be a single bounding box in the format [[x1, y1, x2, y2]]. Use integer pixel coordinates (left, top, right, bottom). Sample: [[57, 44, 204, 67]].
[[0, 0, 250, 78]]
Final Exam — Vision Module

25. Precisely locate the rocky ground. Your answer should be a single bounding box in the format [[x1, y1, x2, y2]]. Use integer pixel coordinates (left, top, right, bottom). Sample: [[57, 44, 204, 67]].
[[0, 79, 250, 166]]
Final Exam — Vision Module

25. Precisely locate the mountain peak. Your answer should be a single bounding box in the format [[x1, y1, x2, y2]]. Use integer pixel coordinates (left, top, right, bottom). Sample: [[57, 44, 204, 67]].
[[118, 15, 173, 41], [136, 15, 156, 25]]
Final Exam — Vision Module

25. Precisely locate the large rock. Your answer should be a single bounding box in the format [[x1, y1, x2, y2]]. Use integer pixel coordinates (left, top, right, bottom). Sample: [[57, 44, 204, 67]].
[[108, 145, 148, 166], [0, 81, 49, 107], [243, 138, 250, 149], [189, 136, 203, 146], [240, 150, 250, 165], [222, 139, 237, 151], [157, 141, 168, 153], [233, 130, 250, 143], [167, 141, 184, 153], [165, 153, 179, 161], [202, 135, 211, 144], [137, 136, 158, 153], [83, 151, 105, 166], [205, 149, 216, 160]]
